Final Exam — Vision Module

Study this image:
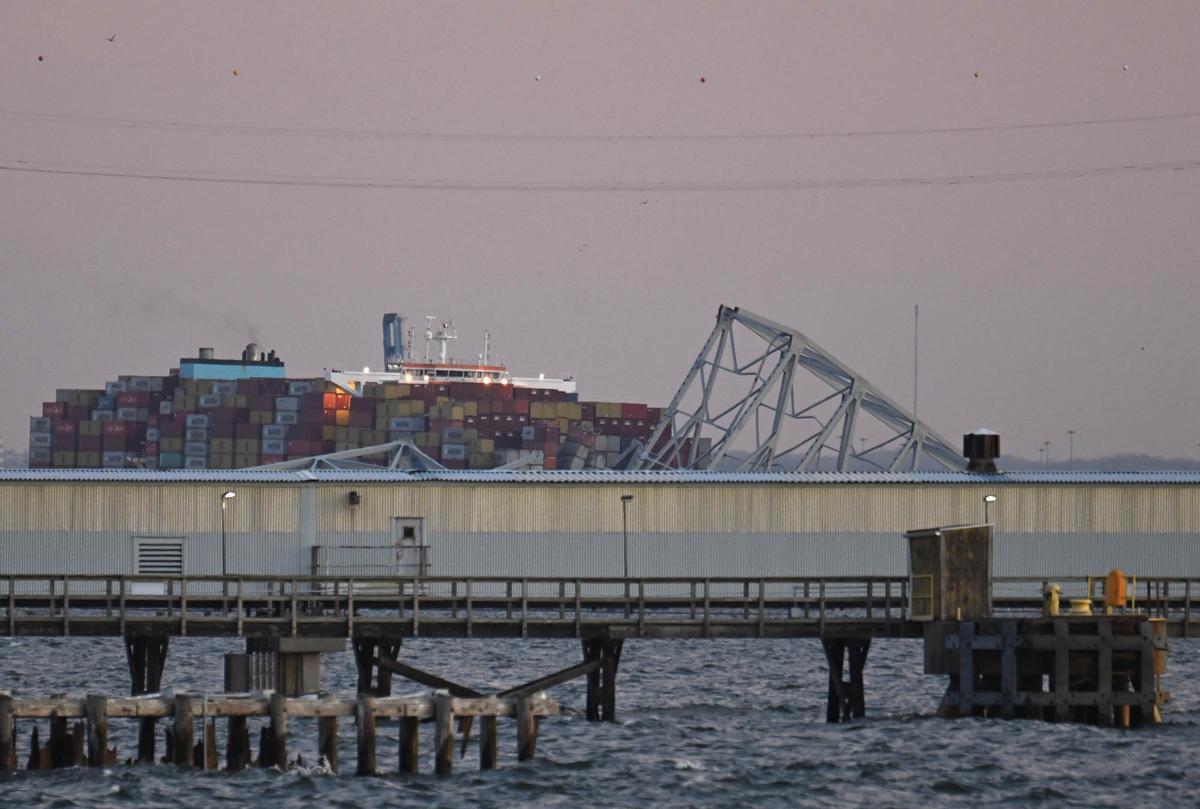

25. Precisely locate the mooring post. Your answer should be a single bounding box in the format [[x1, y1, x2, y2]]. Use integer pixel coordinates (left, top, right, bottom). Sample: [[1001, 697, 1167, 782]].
[[318, 715, 338, 773], [516, 694, 538, 762], [26, 725, 42, 770], [85, 695, 108, 767], [398, 715, 419, 775], [479, 715, 497, 770], [268, 692, 287, 768], [173, 694, 193, 768], [0, 692, 14, 773], [434, 692, 454, 776], [226, 715, 249, 771], [355, 693, 376, 776]]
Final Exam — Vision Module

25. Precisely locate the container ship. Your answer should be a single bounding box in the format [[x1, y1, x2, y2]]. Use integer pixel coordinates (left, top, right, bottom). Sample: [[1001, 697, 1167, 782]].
[[27, 314, 661, 471]]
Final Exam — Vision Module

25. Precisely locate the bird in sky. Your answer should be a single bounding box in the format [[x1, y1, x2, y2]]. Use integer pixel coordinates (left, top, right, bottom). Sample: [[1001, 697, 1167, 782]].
[[107, 34, 116, 42]]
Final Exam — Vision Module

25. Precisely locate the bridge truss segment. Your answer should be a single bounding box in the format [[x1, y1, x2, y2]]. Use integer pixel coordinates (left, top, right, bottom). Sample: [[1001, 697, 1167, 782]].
[[634, 305, 966, 472]]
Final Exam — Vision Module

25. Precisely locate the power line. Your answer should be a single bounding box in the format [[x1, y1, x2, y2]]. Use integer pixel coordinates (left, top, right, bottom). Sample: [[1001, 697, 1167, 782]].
[[2, 157, 1198, 191], [2, 107, 1200, 144]]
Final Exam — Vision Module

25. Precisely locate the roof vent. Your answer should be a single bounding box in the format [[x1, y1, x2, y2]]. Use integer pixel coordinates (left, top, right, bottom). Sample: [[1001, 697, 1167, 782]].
[[198, 347, 214, 360], [963, 429, 1000, 473]]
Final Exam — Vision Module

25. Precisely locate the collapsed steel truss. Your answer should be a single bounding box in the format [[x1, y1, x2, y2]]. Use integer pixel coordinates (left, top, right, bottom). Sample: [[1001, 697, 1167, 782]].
[[252, 440, 446, 472], [634, 305, 966, 472]]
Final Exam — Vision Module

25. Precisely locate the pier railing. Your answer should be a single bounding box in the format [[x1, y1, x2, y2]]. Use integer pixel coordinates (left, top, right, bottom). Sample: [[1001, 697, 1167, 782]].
[[2, 574, 1198, 638]]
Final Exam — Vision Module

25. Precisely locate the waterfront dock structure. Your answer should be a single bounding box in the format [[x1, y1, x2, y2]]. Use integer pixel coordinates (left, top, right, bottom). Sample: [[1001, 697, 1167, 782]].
[[4, 469, 1200, 583], [0, 691, 558, 775]]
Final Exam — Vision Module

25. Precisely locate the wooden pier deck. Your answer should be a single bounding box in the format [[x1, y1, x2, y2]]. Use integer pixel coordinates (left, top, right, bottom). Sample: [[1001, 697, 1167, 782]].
[[2, 574, 1199, 640]]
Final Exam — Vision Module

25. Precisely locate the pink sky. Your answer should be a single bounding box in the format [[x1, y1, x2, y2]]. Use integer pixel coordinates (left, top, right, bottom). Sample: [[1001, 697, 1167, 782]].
[[2, 2, 1199, 460]]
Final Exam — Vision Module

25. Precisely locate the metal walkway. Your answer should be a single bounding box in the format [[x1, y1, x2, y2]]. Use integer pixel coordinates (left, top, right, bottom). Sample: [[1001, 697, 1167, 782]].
[[3, 574, 1198, 640]]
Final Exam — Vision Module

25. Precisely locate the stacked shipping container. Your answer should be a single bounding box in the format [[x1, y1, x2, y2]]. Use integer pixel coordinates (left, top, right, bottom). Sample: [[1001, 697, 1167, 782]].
[[29, 372, 663, 470]]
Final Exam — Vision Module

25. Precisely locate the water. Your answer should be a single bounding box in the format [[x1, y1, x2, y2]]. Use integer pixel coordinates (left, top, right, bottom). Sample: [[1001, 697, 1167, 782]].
[[2, 635, 1198, 807]]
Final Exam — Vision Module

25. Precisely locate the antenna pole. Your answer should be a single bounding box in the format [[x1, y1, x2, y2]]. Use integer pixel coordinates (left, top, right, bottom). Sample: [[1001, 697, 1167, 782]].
[[913, 304, 919, 418]]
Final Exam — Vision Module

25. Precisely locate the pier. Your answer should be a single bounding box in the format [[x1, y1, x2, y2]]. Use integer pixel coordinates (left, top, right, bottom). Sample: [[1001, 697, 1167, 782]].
[[0, 691, 558, 775]]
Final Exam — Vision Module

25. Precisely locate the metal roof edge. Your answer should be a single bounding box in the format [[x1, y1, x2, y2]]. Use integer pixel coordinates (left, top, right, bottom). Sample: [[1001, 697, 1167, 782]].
[[2, 469, 1200, 485]]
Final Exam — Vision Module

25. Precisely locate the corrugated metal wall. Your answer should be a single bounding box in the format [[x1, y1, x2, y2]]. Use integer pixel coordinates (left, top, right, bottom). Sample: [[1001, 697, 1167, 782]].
[[1, 479, 1198, 577]]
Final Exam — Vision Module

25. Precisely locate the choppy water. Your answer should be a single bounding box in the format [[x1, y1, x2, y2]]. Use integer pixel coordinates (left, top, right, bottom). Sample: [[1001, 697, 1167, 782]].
[[1, 635, 1197, 807]]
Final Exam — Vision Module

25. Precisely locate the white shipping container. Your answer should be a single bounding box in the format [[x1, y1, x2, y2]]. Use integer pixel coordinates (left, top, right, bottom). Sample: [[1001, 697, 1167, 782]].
[[29, 417, 52, 432], [275, 396, 300, 412], [185, 442, 208, 456], [185, 414, 210, 428], [274, 411, 298, 425], [184, 457, 208, 469], [29, 433, 52, 448]]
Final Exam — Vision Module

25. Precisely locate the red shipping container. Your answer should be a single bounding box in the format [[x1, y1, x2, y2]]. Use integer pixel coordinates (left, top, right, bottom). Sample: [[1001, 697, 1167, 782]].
[[513, 400, 530, 415], [117, 392, 149, 407], [211, 423, 236, 439], [103, 434, 129, 451], [55, 421, 78, 435], [543, 455, 558, 470], [236, 379, 262, 395], [77, 435, 101, 452], [53, 433, 76, 450], [260, 454, 286, 464], [349, 411, 372, 428], [301, 392, 324, 409], [322, 408, 338, 425], [43, 402, 66, 418], [236, 423, 259, 439], [260, 380, 289, 395], [296, 409, 323, 427], [103, 421, 130, 436], [145, 442, 158, 456], [287, 439, 319, 455], [159, 421, 183, 438], [67, 406, 90, 421], [251, 395, 275, 411]]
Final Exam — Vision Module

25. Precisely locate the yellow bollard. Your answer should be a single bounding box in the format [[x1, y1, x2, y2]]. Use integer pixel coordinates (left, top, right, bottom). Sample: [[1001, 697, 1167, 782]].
[[1043, 583, 1061, 617], [1068, 598, 1093, 616]]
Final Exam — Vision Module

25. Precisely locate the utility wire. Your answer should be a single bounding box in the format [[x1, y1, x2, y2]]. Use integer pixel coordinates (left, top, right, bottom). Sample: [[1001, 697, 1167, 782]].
[[2, 108, 1200, 143], [2, 157, 1199, 191]]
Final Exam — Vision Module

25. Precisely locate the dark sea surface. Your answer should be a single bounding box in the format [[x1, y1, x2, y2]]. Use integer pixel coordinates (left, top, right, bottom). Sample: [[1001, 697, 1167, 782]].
[[1, 635, 1197, 807]]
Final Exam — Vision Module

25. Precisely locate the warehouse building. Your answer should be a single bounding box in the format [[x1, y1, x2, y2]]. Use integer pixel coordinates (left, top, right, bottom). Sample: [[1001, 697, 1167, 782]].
[[0, 469, 1198, 580]]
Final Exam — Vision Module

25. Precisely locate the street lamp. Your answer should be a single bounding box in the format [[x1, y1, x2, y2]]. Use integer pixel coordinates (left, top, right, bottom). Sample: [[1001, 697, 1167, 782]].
[[983, 494, 997, 524], [1067, 430, 1076, 469], [221, 491, 236, 578], [620, 495, 633, 580]]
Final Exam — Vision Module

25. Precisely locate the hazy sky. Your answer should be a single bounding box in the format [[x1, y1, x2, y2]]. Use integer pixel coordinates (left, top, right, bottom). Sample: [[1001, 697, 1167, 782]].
[[2, 2, 1199, 461]]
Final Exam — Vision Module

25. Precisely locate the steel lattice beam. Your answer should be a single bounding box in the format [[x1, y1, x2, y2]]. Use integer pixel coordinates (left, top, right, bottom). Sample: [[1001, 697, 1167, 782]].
[[633, 305, 966, 472]]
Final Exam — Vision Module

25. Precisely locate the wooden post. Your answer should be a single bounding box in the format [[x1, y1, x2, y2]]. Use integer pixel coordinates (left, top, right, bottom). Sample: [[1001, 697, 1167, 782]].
[[582, 639, 601, 721], [398, 716, 419, 775], [226, 716, 249, 771], [479, 715, 497, 770], [0, 693, 13, 773], [67, 722, 85, 767], [203, 720, 217, 770], [173, 694, 193, 768], [85, 695, 108, 767], [27, 725, 43, 770], [516, 694, 538, 762], [318, 716, 338, 773], [48, 698, 67, 768], [269, 692, 287, 768], [355, 694, 376, 776], [434, 692, 453, 776]]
